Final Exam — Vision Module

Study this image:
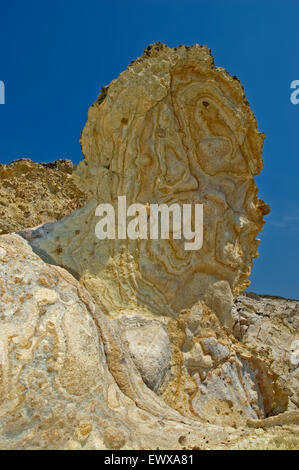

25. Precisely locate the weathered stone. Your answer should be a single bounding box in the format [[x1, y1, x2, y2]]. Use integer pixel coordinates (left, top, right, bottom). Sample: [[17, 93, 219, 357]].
[[0, 158, 87, 235], [0, 231, 297, 449], [1, 233, 286, 450], [233, 293, 299, 410], [0, 234, 228, 449], [122, 319, 171, 391], [0, 43, 297, 450], [23, 42, 269, 327]]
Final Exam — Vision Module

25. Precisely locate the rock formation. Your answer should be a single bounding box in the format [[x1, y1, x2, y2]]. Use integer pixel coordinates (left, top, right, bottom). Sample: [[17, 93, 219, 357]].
[[0, 43, 297, 450], [0, 234, 226, 450], [24, 43, 269, 329], [233, 293, 299, 410], [0, 158, 87, 235], [0, 234, 298, 450]]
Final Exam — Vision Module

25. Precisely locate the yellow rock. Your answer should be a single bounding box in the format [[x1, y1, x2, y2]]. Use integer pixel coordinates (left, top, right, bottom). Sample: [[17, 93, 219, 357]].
[[26, 43, 269, 328]]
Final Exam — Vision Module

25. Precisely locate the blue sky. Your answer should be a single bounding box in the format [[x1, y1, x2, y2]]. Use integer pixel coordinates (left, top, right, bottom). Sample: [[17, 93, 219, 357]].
[[0, 0, 298, 298]]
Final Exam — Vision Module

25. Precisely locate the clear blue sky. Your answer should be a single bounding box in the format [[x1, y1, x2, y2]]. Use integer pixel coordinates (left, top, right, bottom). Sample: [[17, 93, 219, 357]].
[[0, 0, 298, 299]]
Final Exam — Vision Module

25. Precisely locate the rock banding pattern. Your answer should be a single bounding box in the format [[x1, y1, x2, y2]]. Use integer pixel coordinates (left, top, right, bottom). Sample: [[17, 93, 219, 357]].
[[27, 42, 269, 329], [0, 43, 297, 449]]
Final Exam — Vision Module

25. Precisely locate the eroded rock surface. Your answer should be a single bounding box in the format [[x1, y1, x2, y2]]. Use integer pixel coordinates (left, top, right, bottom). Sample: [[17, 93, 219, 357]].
[[0, 158, 87, 234], [0, 234, 297, 450], [0, 43, 297, 449], [233, 293, 299, 410], [0, 233, 216, 449], [0, 233, 274, 450], [24, 42, 269, 327]]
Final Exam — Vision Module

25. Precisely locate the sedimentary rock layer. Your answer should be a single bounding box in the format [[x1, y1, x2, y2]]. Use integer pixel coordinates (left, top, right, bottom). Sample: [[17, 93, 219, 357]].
[[0, 234, 264, 449], [0, 234, 297, 449], [233, 293, 299, 410], [23, 43, 269, 329], [0, 158, 87, 234], [0, 43, 297, 449]]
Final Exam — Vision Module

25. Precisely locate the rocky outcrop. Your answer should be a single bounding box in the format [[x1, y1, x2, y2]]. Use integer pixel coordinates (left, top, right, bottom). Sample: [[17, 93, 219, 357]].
[[24, 42, 269, 329], [0, 158, 87, 234], [0, 43, 297, 450], [0, 234, 297, 450], [233, 293, 299, 410], [0, 233, 207, 450], [0, 233, 269, 449]]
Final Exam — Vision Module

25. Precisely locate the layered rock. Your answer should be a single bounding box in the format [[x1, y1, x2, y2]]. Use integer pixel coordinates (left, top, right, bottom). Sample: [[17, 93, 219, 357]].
[[0, 43, 297, 449], [24, 42, 269, 329], [0, 234, 297, 450], [0, 158, 87, 234], [0, 233, 269, 449], [233, 293, 299, 410], [0, 233, 207, 450]]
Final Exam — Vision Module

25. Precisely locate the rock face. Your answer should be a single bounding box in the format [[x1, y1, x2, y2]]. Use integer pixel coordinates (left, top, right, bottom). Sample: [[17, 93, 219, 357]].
[[0, 233, 269, 450], [0, 158, 87, 235], [0, 234, 297, 450], [233, 293, 299, 411], [0, 43, 297, 450], [25, 42, 269, 329], [0, 234, 220, 450]]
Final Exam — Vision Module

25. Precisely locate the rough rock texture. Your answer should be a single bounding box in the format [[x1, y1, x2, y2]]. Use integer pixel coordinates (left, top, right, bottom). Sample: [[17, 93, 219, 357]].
[[0, 158, 87, 234], [0, 43, 297, 450], [1, 233, 213, 450], [0, 234, 271, 449], [233, 293, 299, 410], [25, 42, 269, 329], [0, 234, 298, 450]]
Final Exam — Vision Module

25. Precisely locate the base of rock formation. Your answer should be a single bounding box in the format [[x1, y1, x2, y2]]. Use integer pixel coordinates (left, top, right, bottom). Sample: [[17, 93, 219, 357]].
[[0, 233, 297, 450]]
